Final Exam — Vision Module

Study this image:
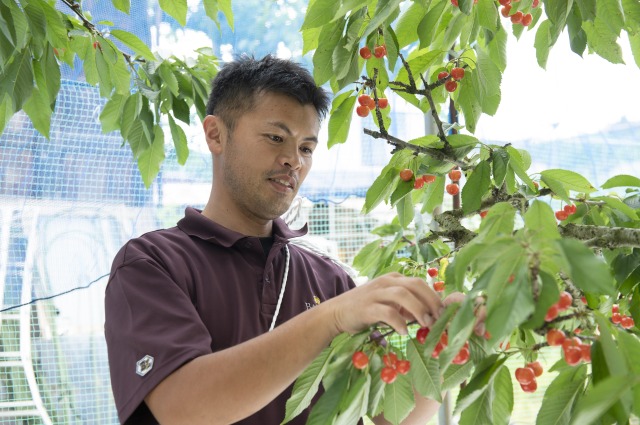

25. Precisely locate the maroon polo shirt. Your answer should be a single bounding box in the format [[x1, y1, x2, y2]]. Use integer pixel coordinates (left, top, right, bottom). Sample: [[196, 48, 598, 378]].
[[105, 207, 356, 424]]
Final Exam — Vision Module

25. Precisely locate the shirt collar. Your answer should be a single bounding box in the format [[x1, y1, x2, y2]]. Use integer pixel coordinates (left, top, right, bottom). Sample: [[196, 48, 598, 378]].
[[177, 207, 307, 247]]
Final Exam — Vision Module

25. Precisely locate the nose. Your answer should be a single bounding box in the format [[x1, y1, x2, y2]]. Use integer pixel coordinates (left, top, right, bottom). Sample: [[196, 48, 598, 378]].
[[279, 144, 302, 170]]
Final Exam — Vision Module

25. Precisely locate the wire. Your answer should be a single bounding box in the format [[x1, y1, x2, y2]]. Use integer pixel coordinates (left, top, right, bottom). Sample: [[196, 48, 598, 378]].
[[0, 272, 110, 313]]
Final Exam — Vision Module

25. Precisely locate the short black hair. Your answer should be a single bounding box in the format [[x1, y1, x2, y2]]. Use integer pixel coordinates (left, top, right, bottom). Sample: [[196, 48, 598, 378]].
[[206, 55, 330, 130]]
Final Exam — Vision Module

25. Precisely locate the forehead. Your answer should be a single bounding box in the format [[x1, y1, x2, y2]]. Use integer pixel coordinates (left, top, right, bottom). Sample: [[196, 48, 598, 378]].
[[248, 91, 320, 130]]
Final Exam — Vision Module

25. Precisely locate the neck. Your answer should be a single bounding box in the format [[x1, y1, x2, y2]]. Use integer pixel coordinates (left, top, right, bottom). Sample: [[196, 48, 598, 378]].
[[201, 193, 274, 237]]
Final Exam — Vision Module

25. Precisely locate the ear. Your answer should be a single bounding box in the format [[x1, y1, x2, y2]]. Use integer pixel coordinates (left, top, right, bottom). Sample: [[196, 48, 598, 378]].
[[203, 115, 226, 154]]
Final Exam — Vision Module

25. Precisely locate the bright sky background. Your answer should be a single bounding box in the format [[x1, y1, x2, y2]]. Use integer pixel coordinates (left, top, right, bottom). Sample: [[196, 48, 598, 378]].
[[474, 28, 640, 142]]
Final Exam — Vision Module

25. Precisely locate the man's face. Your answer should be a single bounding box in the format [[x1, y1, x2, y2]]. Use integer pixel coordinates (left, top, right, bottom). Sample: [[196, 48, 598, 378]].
[[217, 91, 320, 223]]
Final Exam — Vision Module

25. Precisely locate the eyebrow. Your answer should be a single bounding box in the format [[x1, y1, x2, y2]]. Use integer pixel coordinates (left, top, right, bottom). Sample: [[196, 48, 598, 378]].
[[268, 121, 318, 144]]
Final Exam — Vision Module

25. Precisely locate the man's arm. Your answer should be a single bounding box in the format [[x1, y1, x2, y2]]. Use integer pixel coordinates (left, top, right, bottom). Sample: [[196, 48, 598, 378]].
[[145, 273, 443, 425]]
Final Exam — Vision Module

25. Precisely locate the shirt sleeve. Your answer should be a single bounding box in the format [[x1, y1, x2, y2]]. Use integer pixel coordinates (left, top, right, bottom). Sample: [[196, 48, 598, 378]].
[[104, 253, 212, 424]]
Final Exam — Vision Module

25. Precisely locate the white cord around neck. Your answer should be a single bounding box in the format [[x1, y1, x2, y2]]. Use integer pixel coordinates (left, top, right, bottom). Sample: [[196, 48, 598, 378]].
[[269, 244, 290, 332]]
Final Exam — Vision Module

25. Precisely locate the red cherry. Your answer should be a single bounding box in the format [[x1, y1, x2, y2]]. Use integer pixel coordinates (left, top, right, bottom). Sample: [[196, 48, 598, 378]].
[[352, 351, 369, 369], [427, 267, 438, 278], [380, 366, 397, 384], [358, 94, 375, 109], [359, 46, 372, 59], [546, 329, 566, 346], [480, 210, 488, 219], [555, 210, 569, 221], [621, 316, 635, 329], [522, 13, 533, 26], [383, 353, 398, 368], [356, 105, 370, 118], [445, 80, 458, 92], [416, 327, 430, 344], [558, 291, 573, 311], [93, 41, 100, 49], [527, 361, 543, 377], [437, 71, 449, 80], [378, 98, 388, 109], [374, 45, 386, 58], [532, 0, 540, 7], [520, 379, 538, 393], [580, 344, 591, 362], [515, 367, 535, 385], [451, 0, 458, 6], [562, 336, 581, 350], [414, 178, 425, 189], [451, 67, 465, 81], [400, 169, 414, 182], [545, 304, 559, 322], [422, 175, 436, 184], [396, 360, 411, 375], [612, 312, 622, 324], [564, 346, 582, 366], [612, 304, 619, 313], [452, 346, 470, 365], [446, 183, 460, 195], [501, 5, 512, 17], [448, 169, 462, 181], [499, 0, 511, 4], [511, 11, 523, 24], [431, 342, 444, 358], [440, 332, 449, 346], [581, 296, 587, 304], [433, 281, 445, 292], [563, 204, 577, 215]]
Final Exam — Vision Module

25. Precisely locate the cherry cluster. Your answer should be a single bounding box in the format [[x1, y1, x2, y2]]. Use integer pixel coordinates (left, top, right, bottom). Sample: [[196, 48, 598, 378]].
[[546, 329, 592, 366], [417, 328, 470, 364], [437, 67, 465, 93], [446, 169, 461, 195], [427, 267, 446, 292], [555, 204, 577, 221], [356, 93, 388, 118], [499, 0, 538, 26], [611, 304, 635, 329], [398, 168, 437, 189], [514, 361, 543, 392], [359, 44, 387, 60], [544, 290, 573, 322], [351, 350, 411, 385]]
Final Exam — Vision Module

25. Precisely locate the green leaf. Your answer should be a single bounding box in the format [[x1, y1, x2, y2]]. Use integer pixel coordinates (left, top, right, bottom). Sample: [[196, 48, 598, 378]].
[[408, 135, 441, 148], [576, 0, 597, 21], [363, 167, 397, 214], [595, 196, 639, 220], [442, 361, 474, 391], [541, 168, 596, 193], [327, 93, 356, 147], [488, 26, 508, 72], [334, 373, 369, 425], [459, 381, 493, 425], [302, 27, 321, 55], [418, 0, 447, 48], [217, 0, 234, 31], [306, 372, 348, 425], [534, 20, 552, 69], [601, 174, 640, 188], [570, 375, 639, 425], [95, 47, 114, 97], [0, 95, 13, 136], [111, 0, 130, 14], [524, 200, 561, 240], [439, 298, 477, 370], [545, 0, 573, 26], [159, 0, 187, 26], [557, 239, 616, 295], [100, 93, 127, 134], [24, 2, 47, 47], [624, 0, 640, 31], [394, 1, 428, 48], [478, 202, 516, 240], [168, 115, 189, 165], [41, 2, 69, 47], [0, 49, 34, 111], [597, 0, 625, 36], [455, 354, 507, 414], [396, 192, 415, 228], [110, 29, 155, 61], [396, 48, 444, 85], [462, 161, 492, 214], [478, 0, 499, 29], [492, 366, 513, 425], [383, 373, 414, 425], [582, 19, 625, 64], [407, 339, 442, 402], [361, 0, 402, 42], [420, 175, 445, 214], [22, 87, 51, 139], [313, 22, 343, 86], [475, 47, 502, 116], [137, 126, 166, 189], [492, 148, 509, 187], [457, 70, 482, 133], [537, 365, 587, 425], [567, 5, 588, 56], [301, 0, 338, 30]]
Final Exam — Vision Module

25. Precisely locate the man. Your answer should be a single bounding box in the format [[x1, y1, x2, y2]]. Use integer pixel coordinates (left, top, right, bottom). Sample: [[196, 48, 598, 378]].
[[105, 55, 445, 425]]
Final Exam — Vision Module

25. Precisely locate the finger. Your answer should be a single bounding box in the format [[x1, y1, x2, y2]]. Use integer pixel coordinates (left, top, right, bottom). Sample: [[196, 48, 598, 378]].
[[442, 291, 465, 306], [379, 285, 435, 328], [394, 275, 443, 317]]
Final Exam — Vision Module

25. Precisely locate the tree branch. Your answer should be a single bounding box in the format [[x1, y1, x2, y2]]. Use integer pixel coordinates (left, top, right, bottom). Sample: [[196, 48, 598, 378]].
[[559, 224, 640, 249]]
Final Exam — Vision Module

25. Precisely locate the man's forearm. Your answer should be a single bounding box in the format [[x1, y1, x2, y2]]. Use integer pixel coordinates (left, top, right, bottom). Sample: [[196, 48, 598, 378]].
[[145, 302, 340, 425]]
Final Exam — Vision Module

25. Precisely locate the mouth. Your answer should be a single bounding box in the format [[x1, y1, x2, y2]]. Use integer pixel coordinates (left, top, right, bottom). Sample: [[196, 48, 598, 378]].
[[268, 176, 296, 191]]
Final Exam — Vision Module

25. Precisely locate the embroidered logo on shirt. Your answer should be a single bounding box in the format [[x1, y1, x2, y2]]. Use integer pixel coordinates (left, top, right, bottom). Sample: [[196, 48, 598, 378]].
[[136, 355, 154, 377], [305, 295, 322, 310]]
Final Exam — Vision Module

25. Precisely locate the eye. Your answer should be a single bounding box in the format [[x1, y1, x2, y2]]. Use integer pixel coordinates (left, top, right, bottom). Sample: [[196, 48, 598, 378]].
[[301, 146, 314, 156], [267, 134, 284, 143]]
